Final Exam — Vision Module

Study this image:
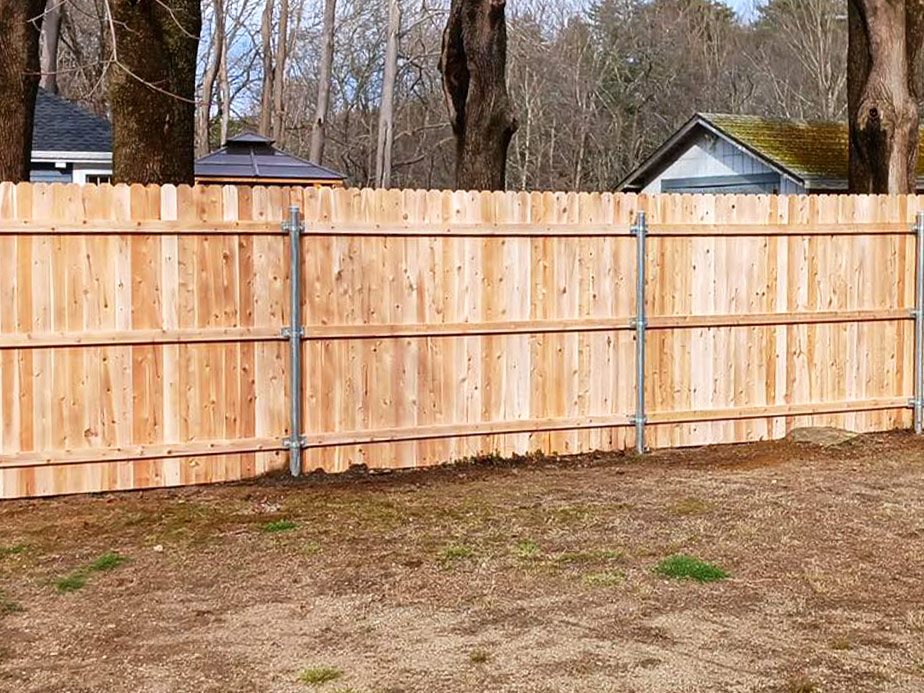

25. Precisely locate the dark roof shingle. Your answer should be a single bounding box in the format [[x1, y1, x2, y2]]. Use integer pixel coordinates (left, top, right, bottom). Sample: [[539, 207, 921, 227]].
[[195, 133, 345, 182], [32, 88, 112, 153]]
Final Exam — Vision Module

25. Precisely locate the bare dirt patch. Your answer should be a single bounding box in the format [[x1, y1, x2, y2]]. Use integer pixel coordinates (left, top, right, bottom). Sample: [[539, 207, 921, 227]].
[[2, 432, 924, 692]]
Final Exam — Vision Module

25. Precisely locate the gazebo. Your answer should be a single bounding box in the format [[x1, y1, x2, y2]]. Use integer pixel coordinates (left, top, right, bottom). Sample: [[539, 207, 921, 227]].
[[194, 132, 346, 187]]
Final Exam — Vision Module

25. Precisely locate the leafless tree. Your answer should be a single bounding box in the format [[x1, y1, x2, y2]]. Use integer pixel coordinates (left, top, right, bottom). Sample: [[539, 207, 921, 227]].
[[0, 0, 46, 182], [440, 0, 518, 190], [40, 0, 63, 94], [375, 0, 401, 187], [848, 0, 924, 193], [309, 0, 337, 163], [108, 0, 202, 184]]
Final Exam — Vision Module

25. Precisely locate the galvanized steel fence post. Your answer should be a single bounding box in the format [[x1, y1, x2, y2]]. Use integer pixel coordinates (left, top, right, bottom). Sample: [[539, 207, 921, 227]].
[[915, 212, 924, 435], [283, 205, 307, 475], [632, 210, 648, 454]]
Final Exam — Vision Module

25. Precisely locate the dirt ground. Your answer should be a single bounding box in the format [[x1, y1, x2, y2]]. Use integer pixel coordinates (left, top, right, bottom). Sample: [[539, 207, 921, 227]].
[[2, 432, 924, 693]]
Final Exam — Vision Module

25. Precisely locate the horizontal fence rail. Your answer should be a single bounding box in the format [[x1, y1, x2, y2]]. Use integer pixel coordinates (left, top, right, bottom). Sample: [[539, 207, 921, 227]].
[[0, 182, 922, 499]]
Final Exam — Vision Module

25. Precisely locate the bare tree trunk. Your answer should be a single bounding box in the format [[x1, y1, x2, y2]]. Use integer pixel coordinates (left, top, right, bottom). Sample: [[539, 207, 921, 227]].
[[258, 0, 275, 137], [375, 0, 401, 188], [109, 0, 202, 185], [40, 0, 62, 94], [197, 0, 225, 157], [272, 0, 289, 143], [440, 0, 518, 191], [309, 0, 337, 164], [848, 0, 924, 194], [0, 0, 45, 182]]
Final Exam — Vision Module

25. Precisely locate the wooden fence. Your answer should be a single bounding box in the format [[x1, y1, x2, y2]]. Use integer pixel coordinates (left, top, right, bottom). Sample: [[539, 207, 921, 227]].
[[0, 183, 919, 499]]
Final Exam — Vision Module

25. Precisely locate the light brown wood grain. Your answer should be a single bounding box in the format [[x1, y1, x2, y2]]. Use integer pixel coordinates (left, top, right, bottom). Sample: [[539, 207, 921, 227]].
[[0, 184, 919, 499]]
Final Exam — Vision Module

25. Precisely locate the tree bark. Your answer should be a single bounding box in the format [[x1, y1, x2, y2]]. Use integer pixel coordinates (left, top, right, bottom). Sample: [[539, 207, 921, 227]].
[[40, 0, 62, 94], [272, 0, 289, 143], [258, 0, 275, 137], [197, 0, 225, 157], [0, 0, 45, 183], [439, 0, 518, 191], [375, 0, 401, 188], [109, 0, 202, 185], [309, 0, 337, 164], [848, 0, 924, 193]]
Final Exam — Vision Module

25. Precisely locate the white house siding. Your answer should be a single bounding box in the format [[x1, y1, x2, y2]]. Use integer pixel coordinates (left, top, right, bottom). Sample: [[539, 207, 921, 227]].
[[641, 131, 798, 194]]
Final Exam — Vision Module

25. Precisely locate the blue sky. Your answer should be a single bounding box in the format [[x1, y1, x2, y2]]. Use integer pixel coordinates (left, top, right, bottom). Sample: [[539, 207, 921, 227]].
[[722, 0, 765, 19]]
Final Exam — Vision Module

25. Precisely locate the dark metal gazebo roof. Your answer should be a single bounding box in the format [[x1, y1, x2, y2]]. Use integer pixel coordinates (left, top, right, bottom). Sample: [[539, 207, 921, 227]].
[[194, 133, 345, 185]]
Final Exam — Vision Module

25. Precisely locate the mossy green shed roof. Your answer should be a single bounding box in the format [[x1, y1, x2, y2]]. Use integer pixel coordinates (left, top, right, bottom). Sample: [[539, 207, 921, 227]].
[[703, 113, 924, 181], [618, 113, 924, 191]]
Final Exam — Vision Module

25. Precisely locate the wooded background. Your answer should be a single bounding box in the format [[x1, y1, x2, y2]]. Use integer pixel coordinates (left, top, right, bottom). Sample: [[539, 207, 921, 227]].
[[43, 0, 849, 190], [0, 182, 917, 499]]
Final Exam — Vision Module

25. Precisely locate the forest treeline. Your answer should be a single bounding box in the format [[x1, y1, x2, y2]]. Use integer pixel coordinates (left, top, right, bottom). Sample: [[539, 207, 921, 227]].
[[26, 0, 849, 191]]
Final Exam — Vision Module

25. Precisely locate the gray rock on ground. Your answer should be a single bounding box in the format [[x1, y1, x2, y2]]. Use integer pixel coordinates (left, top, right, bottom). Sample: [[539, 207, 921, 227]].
[[786, 426, 860, 447]]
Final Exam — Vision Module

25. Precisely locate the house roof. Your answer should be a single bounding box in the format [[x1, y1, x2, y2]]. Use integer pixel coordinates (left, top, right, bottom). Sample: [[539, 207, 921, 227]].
[[33, 87, 112, 154], [618, 113, 924, 192], [195, 133, 346, 184]]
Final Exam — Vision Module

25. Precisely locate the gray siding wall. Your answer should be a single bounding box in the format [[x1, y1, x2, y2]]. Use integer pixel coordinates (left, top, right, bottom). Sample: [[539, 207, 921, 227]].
[[641, 132, 806, 195]]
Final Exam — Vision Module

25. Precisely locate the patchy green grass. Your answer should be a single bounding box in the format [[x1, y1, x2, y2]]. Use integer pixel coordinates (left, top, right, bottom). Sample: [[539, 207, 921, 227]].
[[303, 541, 323, 557], [55, 574, 88, 594], [0, 544, 26, 559], [299, 666, 344, 686], [88, 551, 128, 572], [829, 636, 851, 651], [261, 520, 299, 534], [440, 544, 475, 563], [656, 555, 728, 583], [469, 648, 491, 664], [513, 539, 540, 560], [55, 551, 129, 593], [583, 571, 625, 588]]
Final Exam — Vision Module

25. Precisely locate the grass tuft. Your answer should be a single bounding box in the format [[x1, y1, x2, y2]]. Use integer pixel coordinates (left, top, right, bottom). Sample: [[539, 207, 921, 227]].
[[583, 571, 624, 588], [0, 593, 22, 617], [261, 520, 299, 534], [555, 549, 623, 565], [441, 544, 475, 562], [55, 551, 128, 593], [655, 555, 728, 583], [88, 552, 128, 573], [469, 649, 491, 664], [299, 666, 343, 686], [785, 676, 819, 693], [55, 574, 88, 594], [514, 539, 540, 560], [0, 544, 26, 559]]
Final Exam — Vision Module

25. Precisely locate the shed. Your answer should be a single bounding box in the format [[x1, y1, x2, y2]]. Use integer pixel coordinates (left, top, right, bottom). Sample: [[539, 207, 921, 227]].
[[194, 133, 346, 187], [31, 87, 112, 184], [617, 113, 924, 195]]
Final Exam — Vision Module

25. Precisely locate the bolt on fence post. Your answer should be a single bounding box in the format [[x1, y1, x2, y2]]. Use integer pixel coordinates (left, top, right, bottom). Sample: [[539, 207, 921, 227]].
[[915, 211, 924, 435], [283, 205, 306, 475], [632, 210, 648, 454]]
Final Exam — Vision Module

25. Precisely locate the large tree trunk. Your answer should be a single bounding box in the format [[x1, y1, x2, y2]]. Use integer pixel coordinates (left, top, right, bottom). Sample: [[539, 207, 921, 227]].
[[197, 0, 225, 157], [258, 0, 275, 137], [375, 0, 401, 188], [440, 0, 518, 191], [309, 0, 336, 164], [109, 0, 202, 185], [848, 0, 924, 194], [40, 0, 62, 94], [0, 0, 45, 183]]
